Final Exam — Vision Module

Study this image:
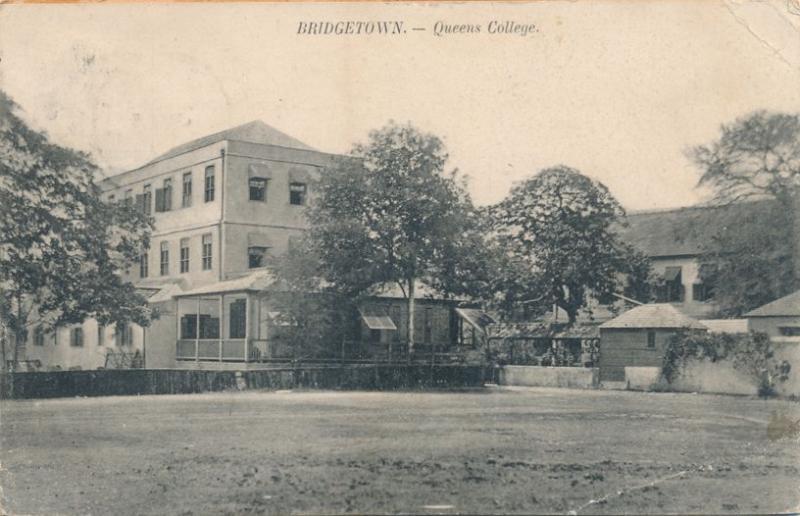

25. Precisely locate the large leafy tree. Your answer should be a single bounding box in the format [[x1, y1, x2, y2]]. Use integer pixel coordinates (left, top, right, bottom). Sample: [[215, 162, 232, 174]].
[[0, 91, 153, 369], [490, 166, 648, 323], [690, 111, 800, 315], [305, 122, 487, 355]]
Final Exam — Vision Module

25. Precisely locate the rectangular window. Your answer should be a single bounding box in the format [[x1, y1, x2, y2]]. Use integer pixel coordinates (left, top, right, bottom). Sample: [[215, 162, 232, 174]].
[[248, 246, 269, 269], [124, 189, 133, 207], [249, 177, 267, 202], [647, 331, 656, 348], [202, 234, 213, 270], [163, 178, 172, 211], [143, 184, 152, 215], [33, 326, 45, 346], [204, 166, 215, 202], [115, 324, 132, 346], [229, 299, 247, 339], [160, 241, 169, 276], [423, 307, 433, 344], [70, 327, 84, 347], [97, 324, 104, 346], [658, 266, 684, 303], [779, 327, 800, 337], [289, 182, 307, 206], [182, 172, 192, 208], [139, 252, 149, 278], [180, 238, 190, 273]]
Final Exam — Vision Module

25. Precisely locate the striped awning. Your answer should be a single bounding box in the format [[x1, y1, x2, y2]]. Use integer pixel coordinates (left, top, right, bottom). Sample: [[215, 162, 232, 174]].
[[359, 312, 397, 331]]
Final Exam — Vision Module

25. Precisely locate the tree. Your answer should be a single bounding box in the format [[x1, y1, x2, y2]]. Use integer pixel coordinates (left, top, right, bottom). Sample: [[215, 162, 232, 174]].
[[267, 238, 357, 361], [0, 91, 153, 370], [305, 122, 484, 356], [689, 111, 800, 315], [490, 166, 643, 323]]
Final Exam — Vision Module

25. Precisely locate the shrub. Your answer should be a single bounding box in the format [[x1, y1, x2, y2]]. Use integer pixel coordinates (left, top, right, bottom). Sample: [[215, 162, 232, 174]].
[[661, 331, 790, 397]]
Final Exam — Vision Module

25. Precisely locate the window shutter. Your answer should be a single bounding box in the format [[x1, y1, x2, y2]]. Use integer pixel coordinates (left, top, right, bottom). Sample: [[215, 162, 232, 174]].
[[135, 194, 145, 213], [155, 188, 165, 212]]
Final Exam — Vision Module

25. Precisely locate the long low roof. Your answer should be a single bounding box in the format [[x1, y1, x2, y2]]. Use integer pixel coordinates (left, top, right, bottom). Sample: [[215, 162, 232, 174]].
[[600, 304, 707, 330], [746, 290, 800, 318]]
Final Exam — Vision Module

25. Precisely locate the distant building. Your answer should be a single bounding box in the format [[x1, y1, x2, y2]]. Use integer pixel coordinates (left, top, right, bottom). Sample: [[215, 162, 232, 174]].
[[620, 198, 799, 318], [746, 289, 800, 344]]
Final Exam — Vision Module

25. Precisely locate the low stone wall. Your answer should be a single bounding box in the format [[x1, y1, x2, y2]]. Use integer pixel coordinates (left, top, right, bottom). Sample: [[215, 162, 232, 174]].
[[625, 360, 800, 397], [0, 365, 488, 400], [497, 366, 599, 389]]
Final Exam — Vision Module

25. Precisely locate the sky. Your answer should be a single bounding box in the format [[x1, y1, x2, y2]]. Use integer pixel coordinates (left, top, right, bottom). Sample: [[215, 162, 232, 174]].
[[1, 1, 799, 211]]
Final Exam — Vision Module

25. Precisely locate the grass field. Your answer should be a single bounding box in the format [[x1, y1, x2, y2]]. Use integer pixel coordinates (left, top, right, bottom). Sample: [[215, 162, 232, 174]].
[[1, 387, 798, 515]]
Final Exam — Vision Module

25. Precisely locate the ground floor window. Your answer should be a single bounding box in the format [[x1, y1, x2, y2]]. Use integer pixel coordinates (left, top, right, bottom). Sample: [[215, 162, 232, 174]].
[[70, 327, 84, 347]]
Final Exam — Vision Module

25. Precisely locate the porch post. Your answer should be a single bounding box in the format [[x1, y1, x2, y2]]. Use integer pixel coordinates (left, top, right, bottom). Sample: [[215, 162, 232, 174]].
[[219, 295, 224, 362], [195, 297, 200, 363], [244, 294, 250, 363]]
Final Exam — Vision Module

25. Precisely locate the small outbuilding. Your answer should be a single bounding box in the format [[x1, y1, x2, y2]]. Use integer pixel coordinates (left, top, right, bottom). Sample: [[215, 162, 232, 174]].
[[598, 304, 707, 382]]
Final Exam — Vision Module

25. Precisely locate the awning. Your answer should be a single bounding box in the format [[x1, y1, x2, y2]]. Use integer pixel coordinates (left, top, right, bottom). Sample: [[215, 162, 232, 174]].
[[267, 311, 295, 327], [359, 311, 397, 331], [663, 266, 682, 282], [248, 232, 272, 247], [248, 163, 272, 179], [455, 308, 496, 333]]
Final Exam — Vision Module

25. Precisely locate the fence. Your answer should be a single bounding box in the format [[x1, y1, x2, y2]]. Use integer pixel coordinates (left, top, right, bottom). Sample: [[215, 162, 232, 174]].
[[0, 364, 489, 400]]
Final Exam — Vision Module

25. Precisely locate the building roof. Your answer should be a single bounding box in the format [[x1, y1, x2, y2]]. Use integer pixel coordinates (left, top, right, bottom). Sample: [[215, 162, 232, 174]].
[[174, 270, 275, 297], [147, 120, 316, 164], [368, 281, 460, 301], [599, 303, 707, 330], [620, 199, 777, 258], [746, 290, 800, 318]]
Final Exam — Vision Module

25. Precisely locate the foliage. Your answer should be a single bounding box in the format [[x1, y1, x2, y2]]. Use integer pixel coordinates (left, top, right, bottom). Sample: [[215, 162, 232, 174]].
[[661, 330, 791, 397], [691, 111, 800, 208], [267, 239, 357, 360], [698, 202, 795, 316], [489, 165, 644, 323], [305, 121, 488, 350], [689, 111, 800, 314], [0, 90, 153, 368]]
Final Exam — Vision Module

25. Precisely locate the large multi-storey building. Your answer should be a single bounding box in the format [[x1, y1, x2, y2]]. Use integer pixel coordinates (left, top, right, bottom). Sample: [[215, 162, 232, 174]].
[[23, 121, 339, 369], [21, 121, 475, 371]]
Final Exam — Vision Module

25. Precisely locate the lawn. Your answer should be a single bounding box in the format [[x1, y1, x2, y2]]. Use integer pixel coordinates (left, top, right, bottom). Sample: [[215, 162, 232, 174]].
[[1, 387, 798, 515]]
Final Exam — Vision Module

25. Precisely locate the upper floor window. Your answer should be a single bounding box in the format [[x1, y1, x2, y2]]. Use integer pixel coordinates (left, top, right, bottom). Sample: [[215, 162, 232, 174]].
[[180, 238, 190, 273], [142, 184, 152, 215], [139, 252, 149, 279], [202, 234, 213, 270], [155, 178, 173, 212], [289, 182, 307, 206], [779, 327, 800, 337], [97, 325, 105, 347], [204, 166, 215, 203], [248, 246, 269, 269], [182, 172, 192, 208], [70, 326, 84, 347], [249, 177, 268, 202], [647, 331, 656, 348], [160, 241, 169, 276], [657, 266, 684, 303], [124, 189, 133, 207]]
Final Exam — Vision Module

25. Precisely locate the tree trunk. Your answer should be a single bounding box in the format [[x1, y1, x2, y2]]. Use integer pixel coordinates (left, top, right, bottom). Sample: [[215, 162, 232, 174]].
[[407, 278, 415, 364]]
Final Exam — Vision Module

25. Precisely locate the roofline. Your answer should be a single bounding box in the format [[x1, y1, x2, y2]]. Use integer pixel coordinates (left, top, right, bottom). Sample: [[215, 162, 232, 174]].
[[103, 138, 346, 183]]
